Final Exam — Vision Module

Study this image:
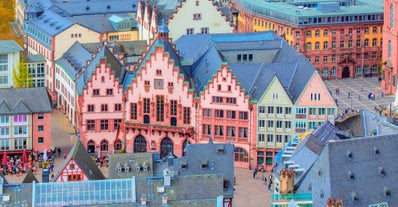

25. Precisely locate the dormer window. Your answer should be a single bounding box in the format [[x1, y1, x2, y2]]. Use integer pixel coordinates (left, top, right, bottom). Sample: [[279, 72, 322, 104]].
[[181, 164, 187, 169], [201, 160, 208, 169]]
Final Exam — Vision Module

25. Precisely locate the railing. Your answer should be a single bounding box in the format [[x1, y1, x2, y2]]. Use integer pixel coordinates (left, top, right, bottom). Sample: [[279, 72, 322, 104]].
[[271, 193, 313, 206]]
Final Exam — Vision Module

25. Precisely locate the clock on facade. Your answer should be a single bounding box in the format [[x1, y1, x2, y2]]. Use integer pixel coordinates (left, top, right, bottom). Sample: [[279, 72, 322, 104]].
[[154, 79, 164, 89]]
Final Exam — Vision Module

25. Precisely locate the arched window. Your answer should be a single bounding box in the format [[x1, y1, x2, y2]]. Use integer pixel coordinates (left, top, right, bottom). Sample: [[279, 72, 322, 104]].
[[87, 140, 95, 154], [134, 135, 147, 153], [160, 137, 174, 158], [306, 42, 311, 51], [114, 139, 122, 151], [331, 67, 337, 76], [389, 40, 392, 58], [234, 147, 248, 162], [391, 4, 395, 28], [100, 140, 108, 151], [323, 41, 328, 49], [372, 38, 377, 46], [315, 42, 320, 50], [364, 39, 369, 47]]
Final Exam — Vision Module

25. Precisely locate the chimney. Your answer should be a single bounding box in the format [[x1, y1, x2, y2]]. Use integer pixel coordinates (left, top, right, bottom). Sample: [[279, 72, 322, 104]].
[[327, 198, 343, 207], [140, 194, 147, 207], [279, 168, 295, 194], [42, 168, 50, 183]]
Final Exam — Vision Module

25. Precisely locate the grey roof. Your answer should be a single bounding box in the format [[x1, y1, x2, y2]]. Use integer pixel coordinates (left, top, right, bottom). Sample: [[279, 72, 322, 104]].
[[108, 153, 154, 179], [28, 10, 74, 36], [0, 40, 23, 53], [175, 31, 316, 102], [0, 88, 52, 115], [274, 121, 344, 186], [53, 141, 105, 181], [299, 134, 398, 206], [56, 41, 92, 81], [25, 54, 46, 63], [51, 0, 138, 17], [22, 171, 39, 183], [336, 109, 398, 138], [66, 14, 134, 34]]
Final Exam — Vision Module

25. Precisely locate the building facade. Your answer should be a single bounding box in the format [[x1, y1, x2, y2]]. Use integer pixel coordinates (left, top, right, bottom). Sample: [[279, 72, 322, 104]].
[[382, 0, 398, 95], [137, 0, 234, 42], [0, 88, 52, 159], [25, 54, 46, 88], [77, 27, 336, 169], [231, 0, 384, 79], [0, 40, 23, 88]]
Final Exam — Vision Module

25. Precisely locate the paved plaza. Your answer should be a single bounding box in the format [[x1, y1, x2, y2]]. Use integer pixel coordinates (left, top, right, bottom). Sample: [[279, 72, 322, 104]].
[[324, 76, 395, 115]]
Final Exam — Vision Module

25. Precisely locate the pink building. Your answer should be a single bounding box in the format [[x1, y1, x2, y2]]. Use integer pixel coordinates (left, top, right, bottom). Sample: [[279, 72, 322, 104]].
[[382, 0, 398, 94]]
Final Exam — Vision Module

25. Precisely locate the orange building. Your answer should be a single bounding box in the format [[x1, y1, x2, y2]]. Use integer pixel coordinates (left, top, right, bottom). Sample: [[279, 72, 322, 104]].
[[231, 0, 384, 79]]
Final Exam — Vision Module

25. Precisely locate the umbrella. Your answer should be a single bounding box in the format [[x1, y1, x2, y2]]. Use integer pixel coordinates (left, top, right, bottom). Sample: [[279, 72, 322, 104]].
[[43, 150, 47, 162], [22, 150, 28, 163], [2, 152, 7, 166]]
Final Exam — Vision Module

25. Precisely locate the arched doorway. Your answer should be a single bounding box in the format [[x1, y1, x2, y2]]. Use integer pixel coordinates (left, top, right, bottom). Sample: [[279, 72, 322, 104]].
[[87, 140, 95, 155], [342, 67, 350, 78], [160, 137, 174, 158], [182, 139, 190, 156], [134, 135, 147, 153], [144, 115, 150, 124], [170, 117, 177, 126]]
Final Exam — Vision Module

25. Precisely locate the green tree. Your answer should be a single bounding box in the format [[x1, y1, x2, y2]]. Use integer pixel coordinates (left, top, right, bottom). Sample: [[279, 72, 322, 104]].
[[13, 55, 33, 88]]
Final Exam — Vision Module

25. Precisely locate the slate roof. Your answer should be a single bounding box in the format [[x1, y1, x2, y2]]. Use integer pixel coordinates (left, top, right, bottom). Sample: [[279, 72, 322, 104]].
[[299, 134, 398, 206], [53, 141, 105, 181], [22, 171, 39, 183], [175, 31, 316, 101], [25, 54, 46, 63], [108, 153, 154, 179], [28, 10, 74, 36], [336, 109, 398, 138], [0, 40, 23, 54], [55, 41, 92, 81], [51, 0, 138, 17], [0, 87, 52, 115], [274, 121, 345, 186]]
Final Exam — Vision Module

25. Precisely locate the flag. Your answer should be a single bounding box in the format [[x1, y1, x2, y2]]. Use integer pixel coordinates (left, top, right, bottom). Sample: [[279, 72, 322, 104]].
[[147, 126, 153, 149]]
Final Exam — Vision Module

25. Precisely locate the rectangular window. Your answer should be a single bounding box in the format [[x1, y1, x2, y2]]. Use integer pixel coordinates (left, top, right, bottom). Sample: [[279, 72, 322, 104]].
[[276, 135, 283, 143], [267, 134, 273, 142], [87, 104, 95, 112], [226, 97, 236, 104], [227, 126, 236, 137], [156, 96, 164, 122], [101, 120, 108, 130], [258, 134, 265, 142], [215, 125, 224, 136], [170, 100, 177, 116], [215, 110, 224, 118], [227, 110, 236, 119], [239, 111, 248, 120], [38, 137, 44, 144], [183, 107, 190, 124], [143, 98, 150, 114], [87, 120, 95, 130], [106, 89, 113, 95], [319, 108, 325, 115], [285, 121, 291, 128], [38, 125, 44, 132], [259, 120, 265, 127], [268, 120, 274, 128], [213, 96, 223, 103], [130, 103, 137, 119], [114, 119, 122, 130], [309, 108, 316, 115], [259, 106, 265, 113], [285, 107, 292, 114], [201, 27, 209, 34], [101, 104, 108, 112], [0, 127, 10, 135], [276, 107, 283, 114], [14, 115, 27, 123], [38, 113, 44, 120], [268, 106, 274, 114], [14, 126, 27, 135], [193, 13, 202, 20], [276, 121, 283, 128], [114, 103, 121, 112], [203, 108, 212, 117], [203, 124, 212, 135], [93, 89, 99, 96], [238, 127, 248, 138]]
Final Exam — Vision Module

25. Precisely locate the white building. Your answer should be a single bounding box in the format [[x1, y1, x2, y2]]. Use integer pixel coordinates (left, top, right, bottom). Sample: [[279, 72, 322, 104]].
[[0, 40, 23, 88]]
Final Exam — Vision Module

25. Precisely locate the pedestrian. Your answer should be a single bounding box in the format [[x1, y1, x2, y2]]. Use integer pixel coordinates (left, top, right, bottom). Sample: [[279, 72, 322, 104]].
[[358, 95, 361, 100], [360, 84, 364, 91], [335, 88, 340, 95], [348, 92, 351, 99], [57, 148, 61, 157], [63, 153, 67, 159], [381, 92, 384, 98], [253, 170, 257, 179]]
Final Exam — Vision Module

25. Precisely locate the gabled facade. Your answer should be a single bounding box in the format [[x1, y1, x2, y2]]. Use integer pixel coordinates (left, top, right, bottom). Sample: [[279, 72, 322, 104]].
[[197, 63, 255, 169], [53, 141, 105, 182], [0, 88, 52, 158], [0, 40, 23, 88], [382, 0, 398, 95], [137, 0, 234, 42]]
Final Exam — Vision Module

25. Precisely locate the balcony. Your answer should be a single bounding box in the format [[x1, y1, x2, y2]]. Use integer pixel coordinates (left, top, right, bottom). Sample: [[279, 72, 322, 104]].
[[125, 122, 193, 137]]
